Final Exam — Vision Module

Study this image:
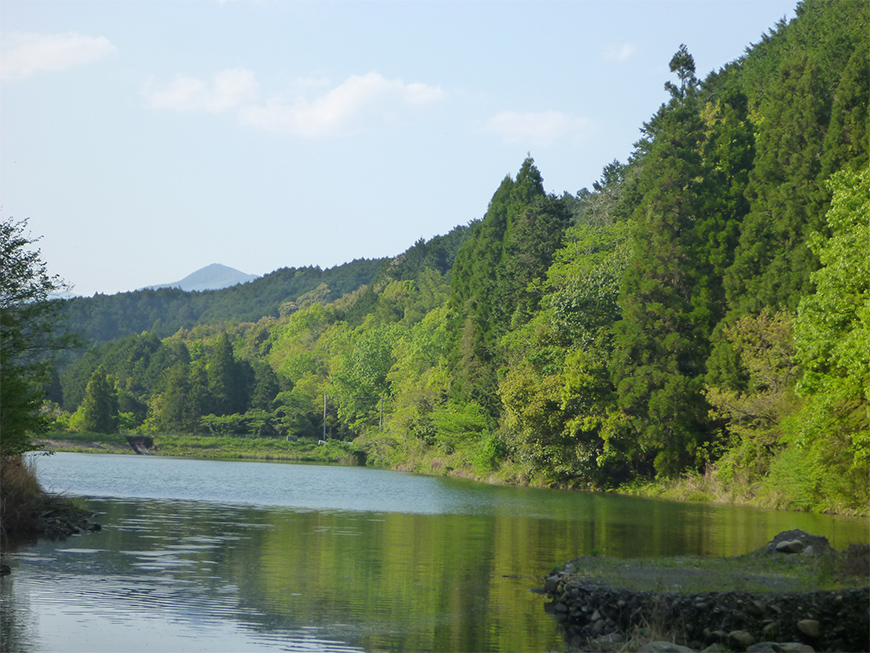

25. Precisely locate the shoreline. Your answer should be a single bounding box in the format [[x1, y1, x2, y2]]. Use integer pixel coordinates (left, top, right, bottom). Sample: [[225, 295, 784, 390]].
[[33, 435, 869, 518], [543, 531, 870, 652]]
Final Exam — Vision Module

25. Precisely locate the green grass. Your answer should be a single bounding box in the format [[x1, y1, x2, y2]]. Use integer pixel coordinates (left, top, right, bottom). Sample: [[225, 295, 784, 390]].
[[36, 431, 130, 452], [37, 431, 363, 465], [151, 433, 360, 464], [558, 551, 868, 594]]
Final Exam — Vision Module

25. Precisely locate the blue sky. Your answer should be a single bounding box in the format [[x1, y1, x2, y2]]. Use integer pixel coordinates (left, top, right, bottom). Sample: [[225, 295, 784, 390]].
[[1, 0, 797, 297]]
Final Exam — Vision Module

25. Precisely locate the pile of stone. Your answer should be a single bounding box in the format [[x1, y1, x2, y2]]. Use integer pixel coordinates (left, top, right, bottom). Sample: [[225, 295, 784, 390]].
[[753, 530, 835, 559], [543, 531, 869, 652]]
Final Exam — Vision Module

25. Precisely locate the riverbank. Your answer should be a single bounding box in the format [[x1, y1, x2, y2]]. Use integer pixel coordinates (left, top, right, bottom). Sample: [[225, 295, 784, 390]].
[[0, 455, 101, 548], [543, 530, 870, 652], [33, 432, 868, 518], [35, 432, 364, 465]]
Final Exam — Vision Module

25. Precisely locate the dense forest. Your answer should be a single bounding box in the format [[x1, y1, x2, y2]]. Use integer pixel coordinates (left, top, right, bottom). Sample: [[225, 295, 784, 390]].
[[51, 0, 868, 514]]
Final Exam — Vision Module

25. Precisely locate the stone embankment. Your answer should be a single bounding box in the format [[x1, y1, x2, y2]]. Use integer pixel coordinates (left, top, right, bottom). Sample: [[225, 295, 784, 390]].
[[543, 531, 870, 653], [36, 505, 102, 539]]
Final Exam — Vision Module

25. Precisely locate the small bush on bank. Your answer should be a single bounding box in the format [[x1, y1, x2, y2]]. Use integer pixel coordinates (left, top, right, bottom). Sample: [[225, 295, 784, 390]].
[[0, 455, 44, 537], [1, 454, 96, 542]]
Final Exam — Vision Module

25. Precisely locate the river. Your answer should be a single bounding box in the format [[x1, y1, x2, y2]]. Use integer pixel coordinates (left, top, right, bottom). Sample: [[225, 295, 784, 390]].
[[1, 452, 866, 652]]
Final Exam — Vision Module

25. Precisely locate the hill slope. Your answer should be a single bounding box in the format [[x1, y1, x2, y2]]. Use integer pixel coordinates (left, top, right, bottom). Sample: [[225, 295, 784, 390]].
[[146, 264, 258, 292]]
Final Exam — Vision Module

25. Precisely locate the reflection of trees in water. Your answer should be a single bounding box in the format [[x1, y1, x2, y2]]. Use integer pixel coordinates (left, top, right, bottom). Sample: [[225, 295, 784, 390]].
[[11, 465, 867, 652], [1, 560, 37, 653]]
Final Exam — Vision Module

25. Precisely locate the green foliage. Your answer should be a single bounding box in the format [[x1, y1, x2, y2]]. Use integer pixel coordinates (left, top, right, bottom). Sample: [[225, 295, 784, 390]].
[[449, 157, 568, 416], [62, 257, 388, 346], [1, 218, 77, 455], [380, 224, 472, 283], [200, 409, 278, 437], [78, 367, 120, 434], [788, 164, 870, 511], [207, 333, 250, 416], [429, 402, 491, 455], [705, 311, 800, 487], [612, 47, 712, 478], [333, 324, 400, 430], [40, 1, 870, 514]]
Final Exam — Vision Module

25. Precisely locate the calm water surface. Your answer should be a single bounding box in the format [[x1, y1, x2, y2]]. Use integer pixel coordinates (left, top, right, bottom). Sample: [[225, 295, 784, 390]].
[[1, 453, 867, 652]]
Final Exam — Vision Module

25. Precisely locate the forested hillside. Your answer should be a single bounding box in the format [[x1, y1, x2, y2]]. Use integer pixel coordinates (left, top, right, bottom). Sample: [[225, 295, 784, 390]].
[[51, 0, 869, 515], [62, 257, 390, 344]]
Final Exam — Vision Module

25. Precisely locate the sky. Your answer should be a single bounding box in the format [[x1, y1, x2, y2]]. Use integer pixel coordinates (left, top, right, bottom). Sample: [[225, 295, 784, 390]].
[[1, 0, 798, 298]]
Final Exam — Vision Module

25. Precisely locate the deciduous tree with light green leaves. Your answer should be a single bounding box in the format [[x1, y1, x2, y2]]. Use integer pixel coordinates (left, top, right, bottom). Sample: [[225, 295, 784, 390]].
[[788, 164, 869, 511]]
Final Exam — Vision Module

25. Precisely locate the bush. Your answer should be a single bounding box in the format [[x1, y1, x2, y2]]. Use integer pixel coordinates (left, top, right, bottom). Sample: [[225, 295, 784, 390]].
[[1, 455, 47, 537]]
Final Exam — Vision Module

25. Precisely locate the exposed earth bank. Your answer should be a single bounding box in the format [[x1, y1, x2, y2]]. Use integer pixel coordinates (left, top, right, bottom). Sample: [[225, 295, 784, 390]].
[[543, 530, 870, 653]]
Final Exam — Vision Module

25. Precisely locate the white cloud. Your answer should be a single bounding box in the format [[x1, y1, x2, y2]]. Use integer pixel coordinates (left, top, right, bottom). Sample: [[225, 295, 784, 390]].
[[143, 68, 259, 113], [144, 69, 442, 138], [604, 43, 636, 62], [0, 31, 116, 80], [485, 110, 591, 146], [239, 72, 443, 138]]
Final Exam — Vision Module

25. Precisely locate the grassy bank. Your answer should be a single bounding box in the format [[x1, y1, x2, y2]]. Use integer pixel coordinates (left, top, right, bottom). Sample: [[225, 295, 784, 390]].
[[152, 433, 362, 464], [553, 548, 869, 595], [36, 432, 364, 465], [616, 468, 870, 518], [35, 431, 130, 454]]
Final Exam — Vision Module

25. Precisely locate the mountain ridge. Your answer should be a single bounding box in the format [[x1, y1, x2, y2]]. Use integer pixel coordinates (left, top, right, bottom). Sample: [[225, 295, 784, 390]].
[[145, 263, 258, 292]]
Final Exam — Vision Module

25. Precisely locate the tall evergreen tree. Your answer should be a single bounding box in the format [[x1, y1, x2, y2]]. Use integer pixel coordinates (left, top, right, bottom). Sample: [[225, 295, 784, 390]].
[[725, 57, 830, 314], [611, 46, 711, 477], [79, 367, 120, 434], [207, 333, 247, 415], [449, 158, 551, 414]]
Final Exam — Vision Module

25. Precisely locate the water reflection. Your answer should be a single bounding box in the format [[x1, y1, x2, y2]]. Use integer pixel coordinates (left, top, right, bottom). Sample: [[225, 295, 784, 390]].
[[1, 453, 866, 652], [2, 497, 565, 652]]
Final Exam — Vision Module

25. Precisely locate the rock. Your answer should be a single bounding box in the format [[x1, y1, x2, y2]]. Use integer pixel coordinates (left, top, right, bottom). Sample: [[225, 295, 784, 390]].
[[775, 540, 804, 554], [796, 619, 820, 638], [700, 645, 729, 653], [747, 644, 815, 653], [705, 630, 728, 644], [765, 530, 832, 557], [0, 564, 10, 576], [747, 600, 764, 617], [761, 622, 778, 638], [800, 545, 814, 557], [591, 632, 624, 646], [544, 575, 560, 593], [728, 629, 755, 650], [638, 643, 697, 653]]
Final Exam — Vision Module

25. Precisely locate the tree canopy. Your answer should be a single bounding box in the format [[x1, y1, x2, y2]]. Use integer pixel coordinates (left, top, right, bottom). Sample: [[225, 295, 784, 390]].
[[1, 218, 76, 455]]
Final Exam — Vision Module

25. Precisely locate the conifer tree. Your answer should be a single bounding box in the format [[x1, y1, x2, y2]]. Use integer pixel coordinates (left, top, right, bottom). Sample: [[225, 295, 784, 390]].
[[80, 367, 120, 434], [725, 58, 830, 314], [449, 158, 547, 413], [611, 46, 710, 477], [207, 333, 246, 415]]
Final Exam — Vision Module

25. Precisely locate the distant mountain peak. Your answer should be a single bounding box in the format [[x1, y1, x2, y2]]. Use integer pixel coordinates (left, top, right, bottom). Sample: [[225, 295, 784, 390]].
[[147, 264, 258, 292]]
